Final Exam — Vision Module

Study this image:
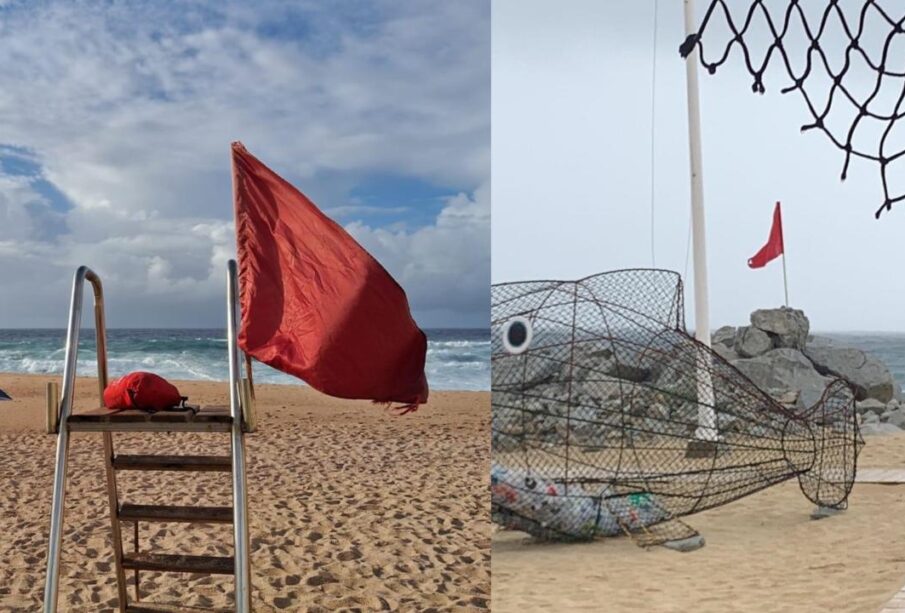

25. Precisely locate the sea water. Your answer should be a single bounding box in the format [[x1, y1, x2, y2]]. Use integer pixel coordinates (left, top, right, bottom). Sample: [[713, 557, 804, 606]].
[[0, 328, 490, 391], [820, 332, 905, 388]]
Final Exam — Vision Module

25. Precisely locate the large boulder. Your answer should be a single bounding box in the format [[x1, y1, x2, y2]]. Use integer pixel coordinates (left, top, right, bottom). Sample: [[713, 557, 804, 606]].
[[713, 343, 739, 362], [804, 343, 896, 402], [732, 348, 833, 409], [750, 307, 809, 349], [887, 410, 905, 429], [855, 398, 886, 416], [711, 326, 736, 349], [734, 325, 772, 358], [861, 422, 902, 436]]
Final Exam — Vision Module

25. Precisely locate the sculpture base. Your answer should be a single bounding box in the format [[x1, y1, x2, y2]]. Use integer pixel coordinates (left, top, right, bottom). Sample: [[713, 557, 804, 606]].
[[684, 439, 720, 459], [662, 535, 706, 552]]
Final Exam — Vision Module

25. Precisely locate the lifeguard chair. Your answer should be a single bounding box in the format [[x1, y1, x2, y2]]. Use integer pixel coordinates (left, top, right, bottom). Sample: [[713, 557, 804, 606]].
[[42, 260, 256, 612]]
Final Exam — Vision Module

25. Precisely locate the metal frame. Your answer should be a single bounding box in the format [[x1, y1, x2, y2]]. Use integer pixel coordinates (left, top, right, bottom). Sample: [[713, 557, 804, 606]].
[[43, 266, 113, 612], [42, 261, 252, 612], [227, 259, 252, 611], [491, 269, 863, 544]]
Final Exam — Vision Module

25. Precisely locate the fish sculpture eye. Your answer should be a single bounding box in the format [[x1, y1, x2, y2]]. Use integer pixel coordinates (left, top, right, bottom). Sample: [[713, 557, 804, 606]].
[[502, 316, 532, 354]]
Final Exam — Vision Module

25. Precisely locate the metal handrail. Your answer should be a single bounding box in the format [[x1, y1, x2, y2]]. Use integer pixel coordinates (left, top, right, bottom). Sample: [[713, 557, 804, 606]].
[[226, 259, 251, 612], [44, 262, 251, 612], [43, 266, 109, 613]]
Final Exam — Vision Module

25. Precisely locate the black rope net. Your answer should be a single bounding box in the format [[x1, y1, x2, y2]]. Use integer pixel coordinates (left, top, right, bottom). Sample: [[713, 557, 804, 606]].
[[680, 1, 905, 218], [491, 269, 863, 546]]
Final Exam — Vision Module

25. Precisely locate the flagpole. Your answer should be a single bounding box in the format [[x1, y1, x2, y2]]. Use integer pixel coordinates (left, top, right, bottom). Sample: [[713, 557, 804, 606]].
[[778, 201, 789, 307], [782, 253, 789, 307], [683, 0, 717, 450]]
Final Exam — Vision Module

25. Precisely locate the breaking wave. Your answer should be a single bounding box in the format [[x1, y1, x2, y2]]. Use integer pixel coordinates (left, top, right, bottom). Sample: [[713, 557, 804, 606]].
[[0, 328, 490, 391]]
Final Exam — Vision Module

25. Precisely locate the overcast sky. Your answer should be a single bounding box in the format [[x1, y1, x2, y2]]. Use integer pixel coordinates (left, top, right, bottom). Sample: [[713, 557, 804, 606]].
[[493, 0, 905, 332], [0, 0, 489, 328]]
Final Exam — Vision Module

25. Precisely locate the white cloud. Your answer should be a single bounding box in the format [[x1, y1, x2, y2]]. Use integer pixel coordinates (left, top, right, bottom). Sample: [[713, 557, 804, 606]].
[[0, 1, 489, 327], [347, 182, 490, 326]]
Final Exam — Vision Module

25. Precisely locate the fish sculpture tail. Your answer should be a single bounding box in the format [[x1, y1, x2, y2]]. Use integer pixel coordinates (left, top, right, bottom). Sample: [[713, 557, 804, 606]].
[[791, 378, 863, 510]]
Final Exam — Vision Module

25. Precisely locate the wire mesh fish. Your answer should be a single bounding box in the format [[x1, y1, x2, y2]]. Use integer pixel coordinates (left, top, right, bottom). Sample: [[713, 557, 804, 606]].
[[491, 269, 863, 545]]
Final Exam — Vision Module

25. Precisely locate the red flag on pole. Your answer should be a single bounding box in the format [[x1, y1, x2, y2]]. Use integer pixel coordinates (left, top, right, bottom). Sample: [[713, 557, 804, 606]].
[[748, 202, 784, 269], [232, 142, 429, 411]]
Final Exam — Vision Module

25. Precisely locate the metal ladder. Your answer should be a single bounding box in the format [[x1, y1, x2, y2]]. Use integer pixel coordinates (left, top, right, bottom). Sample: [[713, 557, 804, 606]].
[[42, 260, 254, 612]]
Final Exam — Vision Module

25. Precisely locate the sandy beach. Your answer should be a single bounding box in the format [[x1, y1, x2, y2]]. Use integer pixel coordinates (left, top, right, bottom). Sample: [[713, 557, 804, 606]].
[[0, 373, 490, 612], [492, 432, 905, 613]]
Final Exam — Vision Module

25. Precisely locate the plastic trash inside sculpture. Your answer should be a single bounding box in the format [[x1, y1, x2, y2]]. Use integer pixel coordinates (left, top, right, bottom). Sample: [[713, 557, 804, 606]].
[[491, 269, 863, 546]]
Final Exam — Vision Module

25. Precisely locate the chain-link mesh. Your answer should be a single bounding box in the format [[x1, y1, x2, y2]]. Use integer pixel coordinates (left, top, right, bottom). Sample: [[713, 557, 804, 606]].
[[680, 1, 905, 218], [491, 269, 863, 545]]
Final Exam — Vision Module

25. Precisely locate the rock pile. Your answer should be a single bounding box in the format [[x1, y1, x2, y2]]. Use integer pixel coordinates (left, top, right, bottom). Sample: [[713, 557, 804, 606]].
[[493, 306, 902, 449], [711, 307, 902, 436]]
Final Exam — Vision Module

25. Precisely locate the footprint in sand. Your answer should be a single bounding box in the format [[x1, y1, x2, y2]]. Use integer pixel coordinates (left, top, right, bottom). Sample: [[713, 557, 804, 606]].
[[336, 548, 362, 562]]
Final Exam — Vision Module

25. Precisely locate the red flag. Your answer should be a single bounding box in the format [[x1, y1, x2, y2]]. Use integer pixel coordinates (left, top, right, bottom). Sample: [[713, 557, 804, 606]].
[[748, 201, 784, 269], [232, 142, 428, 410]]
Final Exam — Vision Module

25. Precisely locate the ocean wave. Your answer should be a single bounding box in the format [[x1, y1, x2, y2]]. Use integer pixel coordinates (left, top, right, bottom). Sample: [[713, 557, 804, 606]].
[[0, 329, 490, 391]]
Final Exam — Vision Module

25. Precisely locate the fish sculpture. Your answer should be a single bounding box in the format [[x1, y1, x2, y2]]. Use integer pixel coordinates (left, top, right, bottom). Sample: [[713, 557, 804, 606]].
[[491, 269, 863, 545]]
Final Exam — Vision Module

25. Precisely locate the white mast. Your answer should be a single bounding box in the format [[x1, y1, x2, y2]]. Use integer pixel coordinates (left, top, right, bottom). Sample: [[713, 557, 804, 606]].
[[683, 0, 717, 443]]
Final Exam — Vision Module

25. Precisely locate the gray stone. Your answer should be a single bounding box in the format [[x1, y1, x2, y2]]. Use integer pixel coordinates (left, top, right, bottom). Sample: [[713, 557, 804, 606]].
[[886, 410, 905, 429], [861, 422, 903, 436], [711, 326, 737, 348], [712, 343, 739, 362], [771, 389, 802, 409], [733, 348, 833, 409], [495, 350, 564, 390], [861, 411, 879, 425], [805, 344, 896, 402], [750, 307, 810, 349], [734, 325, 773, 358], [888, 398, 901, 411], [661, 534, 706, 552], [607, 363, 652, 383], [492, 434, 523, 453], [856, 398, 886, 416], [575, 344, 613, 361], [573, 380, 621, 404]]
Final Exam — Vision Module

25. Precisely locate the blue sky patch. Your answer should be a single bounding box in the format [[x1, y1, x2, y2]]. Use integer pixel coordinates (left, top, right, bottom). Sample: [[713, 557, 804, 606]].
[[0, 144, 72, 239], [0, 145, 73, 215], [336, 173, 451, 229]]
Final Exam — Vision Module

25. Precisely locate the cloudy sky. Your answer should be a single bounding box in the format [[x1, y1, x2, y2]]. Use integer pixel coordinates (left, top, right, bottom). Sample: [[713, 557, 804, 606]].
[[0, 0, 489, 328], [493, 0, 905, 331]]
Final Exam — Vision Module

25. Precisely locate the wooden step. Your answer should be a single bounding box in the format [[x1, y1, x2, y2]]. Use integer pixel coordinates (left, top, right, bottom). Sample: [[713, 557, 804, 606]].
[[122, 553, 234, 575], [68, 406, 232, 432], [113, 454, 232, 472], [126, 605, 233, 613], [126, 607, 233, 613], [119, 503, 233, 524], [126, 607, 203, 613]]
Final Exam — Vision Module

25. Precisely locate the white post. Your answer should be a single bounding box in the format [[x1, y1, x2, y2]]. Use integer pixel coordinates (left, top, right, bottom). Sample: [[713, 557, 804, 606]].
[[782, 255, 790, 307], [684, 0, 717, 442]]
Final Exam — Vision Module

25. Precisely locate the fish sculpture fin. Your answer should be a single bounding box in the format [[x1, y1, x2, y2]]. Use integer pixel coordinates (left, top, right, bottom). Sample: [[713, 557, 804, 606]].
[[624, 518, 700, 549]]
